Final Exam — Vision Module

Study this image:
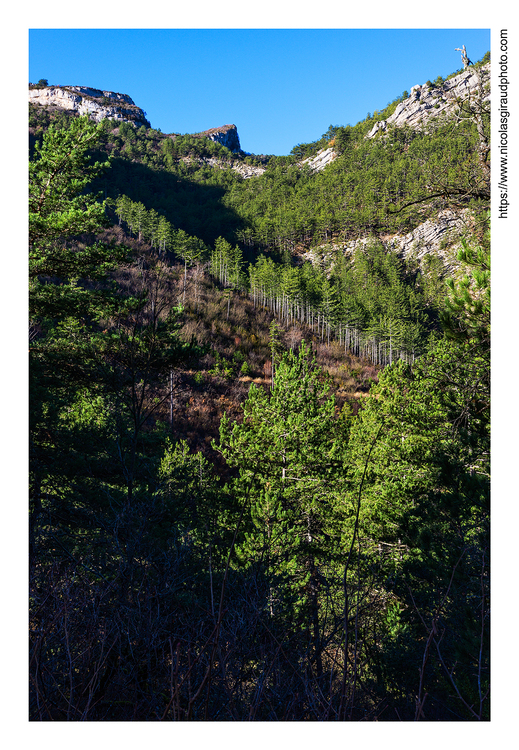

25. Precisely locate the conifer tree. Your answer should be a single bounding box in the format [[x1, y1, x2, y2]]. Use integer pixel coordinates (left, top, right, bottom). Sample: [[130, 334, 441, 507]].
[[29, 116, 128, 321], [215, 342, 349, 673], [344, 233, 490, 718]]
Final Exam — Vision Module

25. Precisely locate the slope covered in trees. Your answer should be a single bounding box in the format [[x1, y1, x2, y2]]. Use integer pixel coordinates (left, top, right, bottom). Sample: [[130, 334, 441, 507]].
[[29, 55, 490, 721]]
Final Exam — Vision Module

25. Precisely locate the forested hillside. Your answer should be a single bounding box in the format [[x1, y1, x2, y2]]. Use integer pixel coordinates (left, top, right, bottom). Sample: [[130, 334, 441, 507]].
[[29, 53, 490, 721]]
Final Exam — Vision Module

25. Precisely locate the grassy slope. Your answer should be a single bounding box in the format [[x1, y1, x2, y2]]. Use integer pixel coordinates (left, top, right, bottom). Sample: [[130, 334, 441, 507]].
[[98, 222, 379, 466]]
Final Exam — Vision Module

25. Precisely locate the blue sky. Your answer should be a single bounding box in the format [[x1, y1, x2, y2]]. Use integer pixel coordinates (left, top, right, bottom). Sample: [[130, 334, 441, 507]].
[[29, 28, 490, 155]]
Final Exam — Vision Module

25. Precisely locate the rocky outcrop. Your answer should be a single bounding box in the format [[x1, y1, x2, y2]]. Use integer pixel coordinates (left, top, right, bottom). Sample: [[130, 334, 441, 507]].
[[307, 63, 491, 173], [28, 85, 151, 128], [302, 209, 470, 274], [302, 146, 338, 172], [367, 63, 490, 137], [382, 209, 470, 266], [218, 160, 265, 179], [195, 124, 241, 152], [185, 156, 265, 179]]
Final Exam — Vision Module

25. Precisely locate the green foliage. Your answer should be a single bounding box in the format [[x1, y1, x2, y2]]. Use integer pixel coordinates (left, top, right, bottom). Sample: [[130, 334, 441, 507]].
[[208, 351, 235, 379], [29, 116, 130, 322], [210, 236, 243, 288], [30, 116, 109, 251], [215, 343, 349, 630], [29, 66, 491, 720], [223, 113, 488, 259], [342, 242, 490, 717], [440, 218, 490, 347], [29, 115, 201, 564], [249, 240, 435, 363], [157, 438, 231, 562]]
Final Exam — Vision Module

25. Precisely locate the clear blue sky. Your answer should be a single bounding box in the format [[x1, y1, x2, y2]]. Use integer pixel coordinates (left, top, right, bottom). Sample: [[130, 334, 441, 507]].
[[29, 28, 490, 156]]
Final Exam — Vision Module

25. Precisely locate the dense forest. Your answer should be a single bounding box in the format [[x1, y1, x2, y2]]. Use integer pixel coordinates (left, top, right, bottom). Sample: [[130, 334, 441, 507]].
[[29, 54, 490, 721]]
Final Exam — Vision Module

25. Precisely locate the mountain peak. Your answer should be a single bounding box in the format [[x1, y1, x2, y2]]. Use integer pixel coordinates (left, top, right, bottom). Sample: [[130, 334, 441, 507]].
[[194, 124, 241, 153], [28, 84, 151, 128]]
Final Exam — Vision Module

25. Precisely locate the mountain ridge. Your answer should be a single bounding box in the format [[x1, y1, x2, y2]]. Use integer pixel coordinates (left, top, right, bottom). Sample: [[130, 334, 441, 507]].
[[29, 84, 152, 128], [29, 59, 489, 163], [304, 61, 491, 173]]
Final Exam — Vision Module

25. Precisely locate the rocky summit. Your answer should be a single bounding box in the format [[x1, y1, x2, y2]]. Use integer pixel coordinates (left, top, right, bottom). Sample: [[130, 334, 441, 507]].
[[194, 124, 241, 153], [28, 85, 151, 128], [28, 85, 244, 153]]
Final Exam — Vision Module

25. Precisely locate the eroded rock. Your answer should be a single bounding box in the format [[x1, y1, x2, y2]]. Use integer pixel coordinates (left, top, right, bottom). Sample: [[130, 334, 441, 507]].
[[29, 85, 151, 128], [368, 63, 490, 135]]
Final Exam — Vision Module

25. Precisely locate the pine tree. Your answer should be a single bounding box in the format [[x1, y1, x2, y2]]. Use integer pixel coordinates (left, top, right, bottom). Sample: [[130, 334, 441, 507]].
[[29, 116, 128, 321], [344, 234, 490, 718], [214, 342, 349, 674]]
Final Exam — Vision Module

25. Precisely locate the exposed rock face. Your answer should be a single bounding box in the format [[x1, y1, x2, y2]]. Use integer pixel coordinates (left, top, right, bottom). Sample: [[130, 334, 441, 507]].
[[382, 209, 470, 265], [302, 146, 338, 172], [367, 63, 490, 137], [367, 121, 387, 138], [302, 209, 470, 274], [186, 156, 265, 179], [28, 85, 151, 128], [65, 86, 135, 105], [195, 124, 241, 152], [216, 160, 265, 179]]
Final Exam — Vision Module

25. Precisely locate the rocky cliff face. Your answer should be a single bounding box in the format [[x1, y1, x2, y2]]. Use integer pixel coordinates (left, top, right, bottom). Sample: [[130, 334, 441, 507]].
[[195, 124, 241, 153], [28, 85, 151, 128], [207, 158, 265, 178], [302, 208, 471, 277], [367, 63, 490, 137], [380, 209, 471, 268], [302, 146, 338, 172], [182, 155, 265, 179], [29, 85, 244, 153]]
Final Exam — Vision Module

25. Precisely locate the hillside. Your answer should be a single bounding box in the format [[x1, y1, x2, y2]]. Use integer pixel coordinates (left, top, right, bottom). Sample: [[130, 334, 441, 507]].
[[29, 54, 490, 722]]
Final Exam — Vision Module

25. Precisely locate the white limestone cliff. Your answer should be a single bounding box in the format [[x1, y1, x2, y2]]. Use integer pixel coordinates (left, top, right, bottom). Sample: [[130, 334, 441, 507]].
[[302, 147, 338, 172], [305, 63, 490, 173], [367, 63, 490, 137], [195, 124, 242, 153], [302, 209, 471, 274], [28, 85, 151, 128], [186, 156, 265, 179]]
